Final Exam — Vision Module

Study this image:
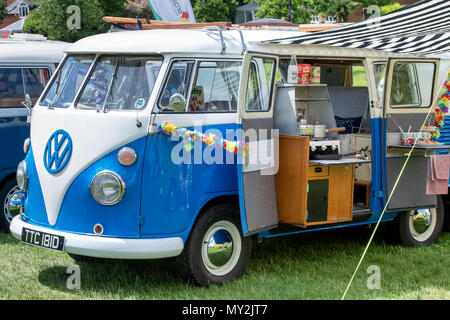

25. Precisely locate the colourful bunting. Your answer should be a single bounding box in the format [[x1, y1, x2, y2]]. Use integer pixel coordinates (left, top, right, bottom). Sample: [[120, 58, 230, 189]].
[[432, 70, 450, 140], [157, 121, 249, 156]]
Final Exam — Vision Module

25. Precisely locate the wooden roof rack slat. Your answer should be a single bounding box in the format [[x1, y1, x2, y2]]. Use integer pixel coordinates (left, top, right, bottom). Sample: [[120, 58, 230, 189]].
[[103, 16, 232, 30]]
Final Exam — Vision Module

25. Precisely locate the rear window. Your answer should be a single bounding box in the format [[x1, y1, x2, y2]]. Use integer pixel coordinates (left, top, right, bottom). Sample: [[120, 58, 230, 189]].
[[0, 67, 50, 108]]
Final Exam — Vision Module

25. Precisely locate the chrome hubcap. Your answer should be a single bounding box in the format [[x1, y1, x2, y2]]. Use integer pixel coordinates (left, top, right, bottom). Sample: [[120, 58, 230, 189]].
[[3, 186, 23, 223], [409, 208, 436, 242], [201, 220, 241, 276]]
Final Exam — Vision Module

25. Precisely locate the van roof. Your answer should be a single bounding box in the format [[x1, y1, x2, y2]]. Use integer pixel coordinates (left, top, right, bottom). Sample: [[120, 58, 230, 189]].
[[66, 28, 419, 59], [66, 28, 306, 56], [0, 39, 70, 63]]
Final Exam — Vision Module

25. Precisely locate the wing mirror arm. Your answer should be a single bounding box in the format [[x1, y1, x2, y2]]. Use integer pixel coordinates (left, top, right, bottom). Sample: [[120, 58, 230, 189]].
[[149, 94, 186, 134], [21, 94, 32, 124]]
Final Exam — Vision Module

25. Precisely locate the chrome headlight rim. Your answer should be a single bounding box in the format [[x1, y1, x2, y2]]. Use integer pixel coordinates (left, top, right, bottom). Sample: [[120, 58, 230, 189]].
[[89, 170, 126, 206], [16, 160, 28, 192]]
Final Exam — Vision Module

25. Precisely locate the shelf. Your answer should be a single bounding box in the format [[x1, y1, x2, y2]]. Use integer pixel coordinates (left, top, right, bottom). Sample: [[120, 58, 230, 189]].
[[387, 144, 450, 151], [276, 83, 327, 88], [309, 158, 371, 166], [295, 98, 329, 101]]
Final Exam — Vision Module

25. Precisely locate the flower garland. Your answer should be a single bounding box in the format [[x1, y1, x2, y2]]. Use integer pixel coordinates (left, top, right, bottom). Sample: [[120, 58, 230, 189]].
[[157, 121, 249, 156], [432, 70, 450, 140]]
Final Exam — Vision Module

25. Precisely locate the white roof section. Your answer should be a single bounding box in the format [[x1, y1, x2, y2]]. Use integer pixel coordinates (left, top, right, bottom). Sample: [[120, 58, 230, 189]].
[[66, 27, 419, 59], [0, 39, 71, 63], [66, 29, 307, 56]]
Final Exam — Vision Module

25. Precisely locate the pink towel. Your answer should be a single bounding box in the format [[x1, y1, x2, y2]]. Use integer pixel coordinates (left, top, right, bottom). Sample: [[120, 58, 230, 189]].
[[426, 155, 450, 195]]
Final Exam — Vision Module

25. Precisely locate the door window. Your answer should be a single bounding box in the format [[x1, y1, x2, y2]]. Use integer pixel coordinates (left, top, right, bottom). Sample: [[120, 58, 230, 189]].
[[245, 58, 276, 112], [159, 60, 195, 110], [189, 61, 241, 112], [0, 67, 50, 108], [390, 62, 435, 108]]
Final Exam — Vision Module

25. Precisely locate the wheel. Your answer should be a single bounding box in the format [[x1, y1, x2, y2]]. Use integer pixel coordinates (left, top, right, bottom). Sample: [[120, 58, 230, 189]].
[[395, 196, 444, 247], [0, 178, 24, 232], [178, 204, 252, 286]]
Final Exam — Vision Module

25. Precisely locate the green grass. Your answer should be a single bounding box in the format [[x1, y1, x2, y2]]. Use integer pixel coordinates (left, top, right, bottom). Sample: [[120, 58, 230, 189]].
[[0, 227, 449, 300]]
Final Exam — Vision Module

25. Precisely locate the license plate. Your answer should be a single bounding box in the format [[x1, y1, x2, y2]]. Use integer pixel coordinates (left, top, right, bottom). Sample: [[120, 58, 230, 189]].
[[21, 227, 65, 252]]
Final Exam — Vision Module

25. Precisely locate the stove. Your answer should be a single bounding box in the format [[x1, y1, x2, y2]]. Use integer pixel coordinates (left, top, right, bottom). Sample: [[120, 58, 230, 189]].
[[309, 140, 340, 160]]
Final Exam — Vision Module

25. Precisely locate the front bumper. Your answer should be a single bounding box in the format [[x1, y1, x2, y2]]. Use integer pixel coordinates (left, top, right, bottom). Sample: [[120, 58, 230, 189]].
[[10, 215, 184, 259]]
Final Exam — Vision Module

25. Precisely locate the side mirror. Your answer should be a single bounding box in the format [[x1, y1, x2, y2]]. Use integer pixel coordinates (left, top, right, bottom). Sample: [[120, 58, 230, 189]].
[[149, 94, 186, 134], [168, 93, 186, 112], [21, 94, 32, 124]]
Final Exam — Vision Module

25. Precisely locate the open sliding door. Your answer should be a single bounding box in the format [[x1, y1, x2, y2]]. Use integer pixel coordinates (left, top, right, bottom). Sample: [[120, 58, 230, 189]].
[[383, 57, 440, 210], [237, 52, 279, 236]]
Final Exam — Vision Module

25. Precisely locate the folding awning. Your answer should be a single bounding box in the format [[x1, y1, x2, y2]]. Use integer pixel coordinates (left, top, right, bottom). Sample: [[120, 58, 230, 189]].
[[264, 0, 450, 55]]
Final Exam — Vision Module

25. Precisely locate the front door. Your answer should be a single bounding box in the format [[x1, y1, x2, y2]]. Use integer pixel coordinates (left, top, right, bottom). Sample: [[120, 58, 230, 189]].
[[237, 52, 279, 236]]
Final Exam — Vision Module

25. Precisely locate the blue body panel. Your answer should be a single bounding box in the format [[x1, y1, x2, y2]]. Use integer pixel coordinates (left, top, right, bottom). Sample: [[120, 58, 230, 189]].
[[140, 123, 239, 240], [436, 115, 450, 186], [0, 111, 28, 184], [23, 118, 402, 243], [24, 138, 147, 238]]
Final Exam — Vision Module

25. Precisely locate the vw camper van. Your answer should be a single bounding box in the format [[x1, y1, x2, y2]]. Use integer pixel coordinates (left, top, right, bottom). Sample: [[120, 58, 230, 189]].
[[9, 25, 449, 286], [0, 32, 69, 232]]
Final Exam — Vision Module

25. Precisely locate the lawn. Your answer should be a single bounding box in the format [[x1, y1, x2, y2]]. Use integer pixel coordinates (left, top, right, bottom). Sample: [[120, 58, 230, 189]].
[[0, 227, 448, 300]]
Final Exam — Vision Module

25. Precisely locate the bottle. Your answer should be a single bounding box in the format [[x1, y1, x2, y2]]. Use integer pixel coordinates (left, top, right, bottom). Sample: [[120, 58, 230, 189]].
[[287, 55, 298, 84]]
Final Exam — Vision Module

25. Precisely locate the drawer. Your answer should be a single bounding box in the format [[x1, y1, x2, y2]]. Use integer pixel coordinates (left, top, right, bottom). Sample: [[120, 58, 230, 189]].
[[308, 165, 329, 177]]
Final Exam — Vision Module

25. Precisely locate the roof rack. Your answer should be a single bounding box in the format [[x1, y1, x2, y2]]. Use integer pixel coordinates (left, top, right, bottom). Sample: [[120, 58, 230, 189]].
[[103, 16, 247, 55], [103, 16, 232, 30]]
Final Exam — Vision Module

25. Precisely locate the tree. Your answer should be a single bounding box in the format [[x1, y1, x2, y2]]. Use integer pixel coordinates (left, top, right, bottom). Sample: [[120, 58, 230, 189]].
[[0, 1, 7, 25], [193, 0, 230, 22], [316, 0, 394, 22], [256, 0, 317, 24], [99, 0, 125, 17], [193, 0, 252, 23], [22, 0, 124, 42]]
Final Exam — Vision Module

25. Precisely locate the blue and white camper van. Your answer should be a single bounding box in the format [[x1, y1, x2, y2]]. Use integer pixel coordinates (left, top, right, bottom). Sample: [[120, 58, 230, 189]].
[[0, 33, 69, 232], [9, 26, 449, 285]]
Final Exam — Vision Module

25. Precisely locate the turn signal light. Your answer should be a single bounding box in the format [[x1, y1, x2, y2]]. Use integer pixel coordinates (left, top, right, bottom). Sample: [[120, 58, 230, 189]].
[[117, 147, 137, 166]]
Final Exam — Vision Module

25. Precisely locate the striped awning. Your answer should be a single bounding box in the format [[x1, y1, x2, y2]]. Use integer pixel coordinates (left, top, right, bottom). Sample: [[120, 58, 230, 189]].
[[264, 0, 450, 55]]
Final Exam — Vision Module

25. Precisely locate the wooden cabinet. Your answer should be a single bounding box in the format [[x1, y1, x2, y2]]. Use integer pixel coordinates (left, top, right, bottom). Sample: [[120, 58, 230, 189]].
[[276, 135, 354, 227]]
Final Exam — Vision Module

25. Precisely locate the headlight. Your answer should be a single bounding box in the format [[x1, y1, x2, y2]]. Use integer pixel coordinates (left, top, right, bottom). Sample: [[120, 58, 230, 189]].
[[89, 170, 126, 205], [17, 160, 28, 191], [23, 138, 30, 154]]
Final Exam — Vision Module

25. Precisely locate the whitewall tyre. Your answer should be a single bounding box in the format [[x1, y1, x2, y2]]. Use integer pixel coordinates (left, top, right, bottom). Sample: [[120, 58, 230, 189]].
[[179, 204, 252, 286], [0, 179, 23, 232], [397, 196, 444, 247]]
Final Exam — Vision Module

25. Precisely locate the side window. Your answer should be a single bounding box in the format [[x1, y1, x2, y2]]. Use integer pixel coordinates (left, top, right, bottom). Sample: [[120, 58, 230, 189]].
[[189, 61, 242, 112], [0, 67, 50, 108], [159, 60, 194, 110], [23, 68, 51, 102], [352, 65, 368, 87], [245, 57, 275, 112], [390, 62, 435, 108], [373, 63, 387, 101], [0, 68, 24, 108]]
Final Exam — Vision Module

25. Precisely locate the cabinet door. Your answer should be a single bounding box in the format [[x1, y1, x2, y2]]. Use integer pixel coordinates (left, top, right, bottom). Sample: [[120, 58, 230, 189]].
[[307, 179, 329, 223]]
